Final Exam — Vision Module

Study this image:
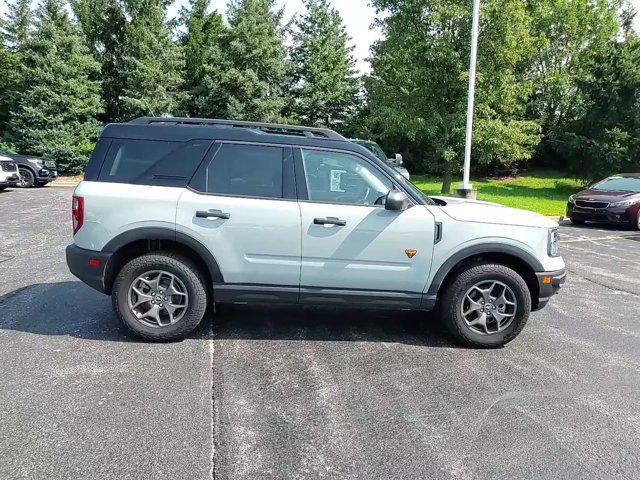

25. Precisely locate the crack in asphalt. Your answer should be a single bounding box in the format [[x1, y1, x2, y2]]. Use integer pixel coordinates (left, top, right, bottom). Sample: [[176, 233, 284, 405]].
[[566, 267, 639, 297]]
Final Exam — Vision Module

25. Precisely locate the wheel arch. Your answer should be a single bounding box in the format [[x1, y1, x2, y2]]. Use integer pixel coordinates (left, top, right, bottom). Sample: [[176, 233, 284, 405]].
[[102, 227, 223, 295], [427, 245, 542, 310]]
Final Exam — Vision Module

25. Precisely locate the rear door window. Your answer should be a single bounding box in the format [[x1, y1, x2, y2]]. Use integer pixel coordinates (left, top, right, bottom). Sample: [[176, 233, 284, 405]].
[[98, 139, 212, 186], [195, 143, 285, 199]]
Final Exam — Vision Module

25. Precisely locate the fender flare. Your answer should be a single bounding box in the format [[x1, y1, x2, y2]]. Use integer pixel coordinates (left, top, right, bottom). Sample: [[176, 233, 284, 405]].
[[426, 243, 544, 297], [102, 227, 224, 284]]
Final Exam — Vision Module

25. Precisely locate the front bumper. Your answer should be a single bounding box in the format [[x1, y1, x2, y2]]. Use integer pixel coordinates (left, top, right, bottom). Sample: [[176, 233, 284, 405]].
[[567, 204, 633, 224], [66, 244, 112, 294], [0, 174, 20, 187], [534, 269, 566, 311], [37, 168, 58, 183]]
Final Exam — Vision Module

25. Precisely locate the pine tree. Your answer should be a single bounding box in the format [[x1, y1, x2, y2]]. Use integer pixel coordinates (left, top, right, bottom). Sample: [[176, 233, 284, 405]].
[[180, 0, 230, 117], [118, 0, 183, 119], [224, 0, 286, 121], [0, 17, 19, 134], [73, 0, 182, 121], [2, 0, 32, 51], [7, 0, 102, 173], [73, 0, 128, 122], [289, 0, 358, 129]]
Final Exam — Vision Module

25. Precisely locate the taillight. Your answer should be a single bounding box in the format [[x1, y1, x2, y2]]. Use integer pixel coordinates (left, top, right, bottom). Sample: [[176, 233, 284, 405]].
[[72, 195, 84, 235]]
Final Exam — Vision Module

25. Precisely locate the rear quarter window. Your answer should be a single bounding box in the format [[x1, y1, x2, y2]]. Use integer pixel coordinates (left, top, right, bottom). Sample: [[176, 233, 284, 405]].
[[97, 139, 213, 187]]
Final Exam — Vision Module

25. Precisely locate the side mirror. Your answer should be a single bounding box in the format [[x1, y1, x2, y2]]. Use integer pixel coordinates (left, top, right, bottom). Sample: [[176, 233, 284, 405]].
[[385, 189, 409, 211], [394, 153, 403, 165]]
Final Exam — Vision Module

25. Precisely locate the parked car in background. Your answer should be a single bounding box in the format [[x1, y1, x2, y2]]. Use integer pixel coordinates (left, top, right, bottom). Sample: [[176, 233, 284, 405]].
[[0, 155, 20, 191], [4, 154, 58, 188], [567, 173, 640, 230], [350, 139, 410, 180]]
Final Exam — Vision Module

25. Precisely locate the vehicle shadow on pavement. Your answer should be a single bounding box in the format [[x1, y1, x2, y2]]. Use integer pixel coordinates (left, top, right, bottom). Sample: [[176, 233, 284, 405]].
[[212, 305, 458, 348], [0, 281, 457, 347], [0, 281, 162, 343]]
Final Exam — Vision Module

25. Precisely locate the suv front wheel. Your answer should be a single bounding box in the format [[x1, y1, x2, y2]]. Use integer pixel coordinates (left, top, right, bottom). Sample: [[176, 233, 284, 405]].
[[112, 252, 208, 341], [439, 263, 532, 348]]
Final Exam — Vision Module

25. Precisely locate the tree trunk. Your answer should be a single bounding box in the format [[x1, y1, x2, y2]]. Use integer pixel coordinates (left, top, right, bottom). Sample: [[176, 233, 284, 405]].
[[441, 167, 452, 194]]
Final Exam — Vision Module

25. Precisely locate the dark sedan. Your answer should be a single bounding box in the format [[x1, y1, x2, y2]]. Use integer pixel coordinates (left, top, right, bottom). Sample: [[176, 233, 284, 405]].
[[567, 173, 640, 230]]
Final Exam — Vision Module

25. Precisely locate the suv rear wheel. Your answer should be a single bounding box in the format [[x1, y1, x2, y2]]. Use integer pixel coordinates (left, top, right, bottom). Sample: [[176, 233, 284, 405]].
[[112, 252, 208, 341], [439, 263, 532, 348]]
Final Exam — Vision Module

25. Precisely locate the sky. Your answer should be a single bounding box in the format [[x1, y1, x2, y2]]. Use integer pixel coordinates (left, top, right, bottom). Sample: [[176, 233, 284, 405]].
[[1, 0, 640, 74]]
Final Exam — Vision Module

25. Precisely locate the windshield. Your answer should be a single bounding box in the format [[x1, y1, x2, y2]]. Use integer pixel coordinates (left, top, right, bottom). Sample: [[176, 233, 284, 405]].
[[592, 176, 640, 192], [353, 140, 387, 163]]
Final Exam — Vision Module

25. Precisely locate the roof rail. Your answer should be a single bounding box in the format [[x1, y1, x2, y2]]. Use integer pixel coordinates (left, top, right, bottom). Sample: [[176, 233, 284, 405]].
[[129, 117, 346, 141]]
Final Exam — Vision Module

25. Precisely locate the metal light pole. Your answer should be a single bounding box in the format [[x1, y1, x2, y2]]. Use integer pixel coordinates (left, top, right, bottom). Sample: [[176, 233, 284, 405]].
[[457, 0, 480, 199]]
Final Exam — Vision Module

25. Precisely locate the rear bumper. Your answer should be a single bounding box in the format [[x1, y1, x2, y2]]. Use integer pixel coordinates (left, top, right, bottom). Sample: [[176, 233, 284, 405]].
[[534, 269, 566, 311], [66, 244, 112, 294]]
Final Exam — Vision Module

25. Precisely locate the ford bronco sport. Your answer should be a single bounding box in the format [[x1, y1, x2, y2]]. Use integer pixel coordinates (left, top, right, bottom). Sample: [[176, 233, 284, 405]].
[[66, 117, 565, 347]]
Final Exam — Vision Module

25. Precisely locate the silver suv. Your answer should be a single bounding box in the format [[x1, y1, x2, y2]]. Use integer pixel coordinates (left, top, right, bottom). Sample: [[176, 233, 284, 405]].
[[66, 117, 565, 346]]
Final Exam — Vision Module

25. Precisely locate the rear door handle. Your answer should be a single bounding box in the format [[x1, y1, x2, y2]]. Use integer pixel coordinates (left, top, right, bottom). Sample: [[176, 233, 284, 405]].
[[314, 217, 346, 226], [196, 209, 230, 220]]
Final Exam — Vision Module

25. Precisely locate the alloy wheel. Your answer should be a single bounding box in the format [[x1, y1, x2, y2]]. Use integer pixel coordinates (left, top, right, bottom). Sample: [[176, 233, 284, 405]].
[[127, 270, 189, 328], [461, 280, 517, 335]]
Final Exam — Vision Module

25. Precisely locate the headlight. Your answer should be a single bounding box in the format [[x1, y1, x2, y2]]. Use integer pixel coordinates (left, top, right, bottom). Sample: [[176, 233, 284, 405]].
[[610, 199, 636, 207], [548, 228, 560, 257], [568, 195, 576, 204]]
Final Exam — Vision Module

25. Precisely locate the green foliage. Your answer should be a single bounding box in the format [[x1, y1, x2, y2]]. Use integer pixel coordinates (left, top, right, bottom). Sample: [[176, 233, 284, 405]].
[[73, 0, 182, 121], [288, 0, 359, 129], [366, 0, 541, 192], [0, 39, 19, 130], [2, 0, 32, 50], [7, 0, 102, 174], [223, 0, 287, 121], [556, 37, 640, 180], [525, 0, 620, 133], [119, 0, 183, 119], [180, 0, 230, 117]]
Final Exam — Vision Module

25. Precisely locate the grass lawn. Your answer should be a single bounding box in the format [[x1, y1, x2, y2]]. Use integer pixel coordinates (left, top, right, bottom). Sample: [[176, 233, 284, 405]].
[[411, 170, 584, 216]]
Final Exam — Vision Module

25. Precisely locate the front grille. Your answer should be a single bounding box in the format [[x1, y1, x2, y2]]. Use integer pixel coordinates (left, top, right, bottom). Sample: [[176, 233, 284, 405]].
[[44, 160, 56, 168], [576, 200, 609, 209], [0, 161, 17, 172]]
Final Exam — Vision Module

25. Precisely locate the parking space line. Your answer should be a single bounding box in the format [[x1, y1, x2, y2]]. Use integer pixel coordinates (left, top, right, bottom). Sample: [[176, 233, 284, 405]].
[[559, 234, 640, 244]]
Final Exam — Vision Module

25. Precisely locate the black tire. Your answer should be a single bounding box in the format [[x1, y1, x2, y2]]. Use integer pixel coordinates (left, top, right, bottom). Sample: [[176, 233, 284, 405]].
[[18, 167, 35, 188], [570, 216, 585, 225], [438, 263, 532, 348], [0, 187, 5, 192], [111, 252, 208, 341]]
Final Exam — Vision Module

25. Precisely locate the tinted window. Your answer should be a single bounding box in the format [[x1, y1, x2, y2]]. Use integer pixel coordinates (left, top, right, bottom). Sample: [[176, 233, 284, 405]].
[[98, 139, 212, 186], [205, 143, 284, 198], [592, 176, 640, 193], [301, 149, 393, 205]]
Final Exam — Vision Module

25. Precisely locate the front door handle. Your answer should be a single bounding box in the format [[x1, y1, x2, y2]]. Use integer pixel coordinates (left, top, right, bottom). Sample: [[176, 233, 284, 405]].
[[314, 217, 346, 226], [196, 209, 230, 220]]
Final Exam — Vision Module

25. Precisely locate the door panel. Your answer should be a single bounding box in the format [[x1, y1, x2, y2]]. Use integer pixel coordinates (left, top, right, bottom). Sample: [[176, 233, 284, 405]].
[[177, 141, 301, 293], [299, 203, 435, 293], [177, 190, 301, 286]]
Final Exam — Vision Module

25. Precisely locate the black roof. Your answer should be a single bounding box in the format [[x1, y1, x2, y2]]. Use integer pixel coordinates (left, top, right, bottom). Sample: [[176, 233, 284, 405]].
[[99, 117, 377, 158]]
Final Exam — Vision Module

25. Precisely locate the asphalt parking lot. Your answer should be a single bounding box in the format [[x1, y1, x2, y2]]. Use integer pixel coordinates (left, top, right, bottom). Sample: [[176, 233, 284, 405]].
[[1, 186, 639, 480]]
